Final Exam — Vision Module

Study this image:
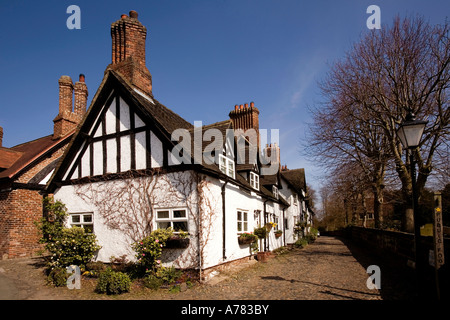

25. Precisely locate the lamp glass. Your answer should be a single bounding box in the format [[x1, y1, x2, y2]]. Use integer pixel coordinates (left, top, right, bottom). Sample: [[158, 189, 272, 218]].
[[397, 117, 427, 149]]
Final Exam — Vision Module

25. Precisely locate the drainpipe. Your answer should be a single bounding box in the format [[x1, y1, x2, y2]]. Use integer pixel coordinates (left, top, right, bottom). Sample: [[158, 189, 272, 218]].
[[263, 199, 269, 252], [221, 179, 229, 261], [282, 207, 286, 246]]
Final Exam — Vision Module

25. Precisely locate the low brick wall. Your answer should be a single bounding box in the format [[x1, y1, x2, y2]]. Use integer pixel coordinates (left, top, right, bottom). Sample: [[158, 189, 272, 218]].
[[348, 226, 450, 268]]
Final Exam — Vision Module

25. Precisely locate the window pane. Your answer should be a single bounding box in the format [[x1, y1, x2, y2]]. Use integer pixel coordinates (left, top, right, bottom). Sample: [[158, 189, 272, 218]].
[[228, 161, 234, 176], [243, 212, 247, 221], [237, 211, 242, 221], [237, 222, 242, 232], [71, 215, 80, 223], [83, 214, 92, 223], [173, 221, 188, 232], [173, 210, 186, 218], [157, 211, 169, 219], [220, 156, 227, 173], [244, 222, 248, 231], [157, 222, 170, 229]]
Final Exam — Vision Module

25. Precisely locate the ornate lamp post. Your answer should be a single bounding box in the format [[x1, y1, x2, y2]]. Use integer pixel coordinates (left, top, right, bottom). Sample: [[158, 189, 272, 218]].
[[396, 112, 428, 296]]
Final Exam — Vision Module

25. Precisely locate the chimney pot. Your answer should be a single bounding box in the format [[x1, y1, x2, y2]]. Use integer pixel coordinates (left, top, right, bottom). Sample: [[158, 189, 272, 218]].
[[250, 101, 255, 108], [240, 105, 243, 109], [235, 105, 239, 111], [79, 74, 85, 82], [121, 14, 128, 19], [244, 103, 248, 108], [129, 10, 138, 18]]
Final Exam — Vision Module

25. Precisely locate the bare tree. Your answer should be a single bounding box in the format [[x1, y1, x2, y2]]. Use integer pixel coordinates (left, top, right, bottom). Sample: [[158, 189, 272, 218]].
[[309, 15, 450, 232]]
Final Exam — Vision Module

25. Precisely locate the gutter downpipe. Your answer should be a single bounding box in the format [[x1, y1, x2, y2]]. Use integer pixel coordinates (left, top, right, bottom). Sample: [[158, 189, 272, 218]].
[[221, 178, 229, 261], [282, 207, 286, 246], [263, 199, 269, 252]]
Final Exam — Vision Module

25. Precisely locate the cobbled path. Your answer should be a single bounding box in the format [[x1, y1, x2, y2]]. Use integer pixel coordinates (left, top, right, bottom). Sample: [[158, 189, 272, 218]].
[[0, 236, 417, 300], [174, 236, 383, 300]]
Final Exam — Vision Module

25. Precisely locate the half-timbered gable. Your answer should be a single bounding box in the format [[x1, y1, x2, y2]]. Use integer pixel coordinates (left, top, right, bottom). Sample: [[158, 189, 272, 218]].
[[51, 70, 193, 186]]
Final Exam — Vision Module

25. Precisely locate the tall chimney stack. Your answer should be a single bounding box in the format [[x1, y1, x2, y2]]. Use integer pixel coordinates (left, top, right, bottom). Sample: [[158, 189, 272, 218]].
[[229, 101, 260, 148], [74, 74, 88, 116], [53, 75, 86, 139], [108, 10, 153, 96]]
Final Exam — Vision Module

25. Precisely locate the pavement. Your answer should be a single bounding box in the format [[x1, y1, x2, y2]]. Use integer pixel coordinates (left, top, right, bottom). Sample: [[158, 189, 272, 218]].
[[0, 269, 20, 300]]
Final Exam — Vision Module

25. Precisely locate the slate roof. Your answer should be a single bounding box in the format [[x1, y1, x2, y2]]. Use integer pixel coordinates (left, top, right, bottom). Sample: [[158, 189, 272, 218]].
[[281, 168, 306, 195]]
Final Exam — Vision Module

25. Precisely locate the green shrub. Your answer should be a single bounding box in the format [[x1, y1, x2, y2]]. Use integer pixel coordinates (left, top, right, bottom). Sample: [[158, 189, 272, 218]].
[[132, 229, 174, 274], [143, 274, 164, 290], [36, 197, 101, 270], [47, 227, 101, 268], [294, 238, 308, 248], [47, 267, 68, 287], [156, 266, 182, 285], [96, 268, 131, 295]]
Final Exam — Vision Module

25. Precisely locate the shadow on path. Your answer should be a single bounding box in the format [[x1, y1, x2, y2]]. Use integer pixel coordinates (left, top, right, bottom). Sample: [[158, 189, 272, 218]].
[[338, 236, 417, 300], [260, 275, 380, 300]]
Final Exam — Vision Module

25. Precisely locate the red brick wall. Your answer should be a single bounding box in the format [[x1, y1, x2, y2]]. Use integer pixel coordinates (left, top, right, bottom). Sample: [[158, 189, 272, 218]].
[[0, 189, 43, 259]]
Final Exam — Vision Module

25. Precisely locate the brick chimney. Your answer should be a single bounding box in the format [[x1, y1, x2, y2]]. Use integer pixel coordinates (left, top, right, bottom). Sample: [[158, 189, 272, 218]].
[[74, 74, 88, 116], [53, 75, 87, 139], [229, 101, 260, 148], [108, 10, 153, 96]]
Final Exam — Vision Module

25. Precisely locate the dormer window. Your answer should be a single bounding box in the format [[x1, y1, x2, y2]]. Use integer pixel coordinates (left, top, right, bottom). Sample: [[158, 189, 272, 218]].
[[272, 186, 279, 199], [249, 172, 259, 190], [219, 154, 235, 178]]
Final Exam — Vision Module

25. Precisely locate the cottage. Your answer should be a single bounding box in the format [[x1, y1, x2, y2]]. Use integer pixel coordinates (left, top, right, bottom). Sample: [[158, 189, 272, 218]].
[[47, 11, 314, 277]]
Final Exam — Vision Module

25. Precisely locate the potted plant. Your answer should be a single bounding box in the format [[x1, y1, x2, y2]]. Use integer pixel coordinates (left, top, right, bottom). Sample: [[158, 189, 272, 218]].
[[238, 232, 257, 245], [274, 230, 282, 238], [265, 222, 277, 231], [254, 226, 267, 239]]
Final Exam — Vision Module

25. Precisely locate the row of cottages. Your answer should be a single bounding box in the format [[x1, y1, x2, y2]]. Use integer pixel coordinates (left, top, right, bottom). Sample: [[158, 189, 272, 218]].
[[24, 11, 313, 275], [0, 75, 88, 259]]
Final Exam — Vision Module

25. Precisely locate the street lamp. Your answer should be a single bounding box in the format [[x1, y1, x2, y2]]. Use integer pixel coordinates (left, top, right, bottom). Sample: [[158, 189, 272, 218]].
[[397, 113, 428, 150], [396, 112, 428, 296]]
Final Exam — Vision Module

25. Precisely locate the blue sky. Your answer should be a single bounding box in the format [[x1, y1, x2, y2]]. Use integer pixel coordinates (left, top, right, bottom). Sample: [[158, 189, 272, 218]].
[[0, 0, 449, 195]]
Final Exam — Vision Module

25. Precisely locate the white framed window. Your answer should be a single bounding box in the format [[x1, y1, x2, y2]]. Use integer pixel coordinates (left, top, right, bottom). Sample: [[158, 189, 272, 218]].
[[272, 186, 279, 199], [237, 210, 248, 233], [249, 172, 259, 190], [156, 208, 188, 232], [70, 213, 94, 233], [219, 154, 235, 178]]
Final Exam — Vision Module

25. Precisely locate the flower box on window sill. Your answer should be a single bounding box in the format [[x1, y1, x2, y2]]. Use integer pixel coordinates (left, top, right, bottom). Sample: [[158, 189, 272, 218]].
[[238, 233, 257, 245], [165, 236, 190, 249]]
